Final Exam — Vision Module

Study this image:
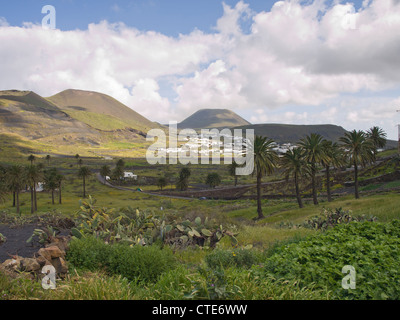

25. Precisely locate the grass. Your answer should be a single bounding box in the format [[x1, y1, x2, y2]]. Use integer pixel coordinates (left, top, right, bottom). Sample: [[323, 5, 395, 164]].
[[1, 150, 400, 300]]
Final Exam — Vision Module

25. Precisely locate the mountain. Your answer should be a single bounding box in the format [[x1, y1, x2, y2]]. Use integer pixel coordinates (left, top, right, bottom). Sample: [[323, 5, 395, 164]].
[[233, 123, 348, 144], [0, 90, 101, 142], [0, 89, 160, 157], [47, 89, 159, 133], [178, 109, 251, 129]]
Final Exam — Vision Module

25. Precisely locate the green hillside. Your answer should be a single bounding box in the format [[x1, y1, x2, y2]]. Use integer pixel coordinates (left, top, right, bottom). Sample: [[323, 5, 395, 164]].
[[178, 108, 251, 129], [47, 89, 160, 133], [0, 90, 154, 157]]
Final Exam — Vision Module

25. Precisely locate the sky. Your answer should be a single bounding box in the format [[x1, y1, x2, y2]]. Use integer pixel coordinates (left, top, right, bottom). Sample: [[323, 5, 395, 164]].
[[1, 0, 400, 140]]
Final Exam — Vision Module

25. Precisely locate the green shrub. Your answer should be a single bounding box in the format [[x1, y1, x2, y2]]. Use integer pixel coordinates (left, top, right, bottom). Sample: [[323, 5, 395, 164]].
[[263, 220, 400, 300], [205, 248, 263, 269], [66, 237, 177, 283]]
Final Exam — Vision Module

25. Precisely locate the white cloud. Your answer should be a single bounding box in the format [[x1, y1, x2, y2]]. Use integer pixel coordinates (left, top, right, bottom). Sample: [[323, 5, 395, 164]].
[[0, 0, 400, 139], [0, 17, 8, 27]]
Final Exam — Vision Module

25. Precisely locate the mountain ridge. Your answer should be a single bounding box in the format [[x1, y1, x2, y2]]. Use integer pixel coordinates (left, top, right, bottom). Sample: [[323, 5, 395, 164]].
[[178, 108, 251, 129]]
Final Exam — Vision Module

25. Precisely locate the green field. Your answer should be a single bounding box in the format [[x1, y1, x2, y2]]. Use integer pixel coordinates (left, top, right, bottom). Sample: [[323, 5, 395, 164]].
[[1, 149, 400, 300]]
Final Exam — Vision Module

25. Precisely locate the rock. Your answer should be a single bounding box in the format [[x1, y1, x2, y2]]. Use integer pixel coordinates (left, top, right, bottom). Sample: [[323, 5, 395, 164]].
[[51, 257, 68, 276], [1, 256, 23, 271], [37, 248, 52, 261], [20, 258, 41, 272], [46, 236, 70, 253], [43, 246, 63, 259], [35, 255, 48, 267]]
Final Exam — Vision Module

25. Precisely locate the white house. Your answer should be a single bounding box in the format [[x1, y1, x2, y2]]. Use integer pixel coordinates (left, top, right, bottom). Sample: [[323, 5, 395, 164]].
[[124, 172, 138, 180]]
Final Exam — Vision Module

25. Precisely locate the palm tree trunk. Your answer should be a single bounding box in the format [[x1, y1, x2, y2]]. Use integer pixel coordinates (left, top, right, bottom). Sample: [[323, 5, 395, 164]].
[[295, 173, 303, 208], [16, 191, 20, 215], [234, 176, 238, 187], [51, 190, 55, 205], [311, 165, 318, 205], [12, 191, 16, 207], [326, 165, 332, 202], [59, 184, 62, 204], [30, 186, 34, 214], [256, 173, 264, 219], [354, 161, 359, 199], [83, 177, 86, 198], [33, 183, 37, 212]]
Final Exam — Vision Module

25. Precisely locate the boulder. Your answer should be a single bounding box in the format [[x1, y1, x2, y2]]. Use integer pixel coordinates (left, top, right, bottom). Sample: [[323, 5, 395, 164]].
[[20, 258, 41, 273]]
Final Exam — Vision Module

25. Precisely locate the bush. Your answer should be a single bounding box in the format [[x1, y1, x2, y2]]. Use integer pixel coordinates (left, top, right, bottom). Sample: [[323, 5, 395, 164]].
[[263, 220, 400, 299], [66, 237, 177, 283], [205, 248, 263, 269]]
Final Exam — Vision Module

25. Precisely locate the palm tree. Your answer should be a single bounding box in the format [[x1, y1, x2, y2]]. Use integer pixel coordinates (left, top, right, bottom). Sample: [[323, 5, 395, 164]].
[[340, 130, 375, 199], [100, 165, 111, 183], [281, 147, 307, 208], [366, 126, 387, 158], [44, 169, 58, 205], [176, 167, 191, 191], [45, 155, 51, 166], [25, 165, 43, 213], [320, 140, 345, 202], [157, 177, 167, 191], [28, 154, 36, 166], [6, 165, 25, 215], [0, 165, 7, 204], [55, 172, 64, 205], [253, 136, 278, 219], [206, 173, 222, 189], [299, 133, 327, 205], [78, 166, 92, 198], [228, 160, 244, 186]]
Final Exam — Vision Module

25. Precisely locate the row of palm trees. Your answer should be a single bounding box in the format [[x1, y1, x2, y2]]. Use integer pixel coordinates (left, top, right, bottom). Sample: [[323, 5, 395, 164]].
[[253, 126, 387, 219], [0, 160, 65, 215]]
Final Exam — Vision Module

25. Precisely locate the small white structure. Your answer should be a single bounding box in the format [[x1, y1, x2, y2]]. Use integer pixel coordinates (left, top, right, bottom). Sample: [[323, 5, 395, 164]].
[[124, 172, 138, 180], [37, 182, 44, 192]]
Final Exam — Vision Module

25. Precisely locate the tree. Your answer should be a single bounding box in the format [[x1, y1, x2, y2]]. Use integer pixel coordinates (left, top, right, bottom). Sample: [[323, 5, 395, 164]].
[[28, 154, 36, 166], [78, 166, 92, 198], [6, 165, 25, 215], [45, 155, 51, 166], [55, 172, 64, 205], [25, 165, 43, 213], [100, 165, 111, 182], [78, 158, 83, 168], [176, 167, 191, 191], [340, 130, 374, 199], [253, 136, 278, 219], [320, 140, 345, 202], [206, 173, 222, 189], [157, 177, 167, 191], [281, 147, 307, 208], [299, 133, 327, 205], [0, 165, 7, 204], [44, 168, 58, 205], [116, 159, 125, 169], [112, 165, 124, 181], [367, 126, 387, 157], [228, 160, 244, 186]]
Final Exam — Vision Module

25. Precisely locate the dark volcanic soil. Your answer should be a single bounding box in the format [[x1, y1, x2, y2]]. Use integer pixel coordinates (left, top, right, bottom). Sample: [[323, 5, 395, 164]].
[[0, 224, 44, 262]]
